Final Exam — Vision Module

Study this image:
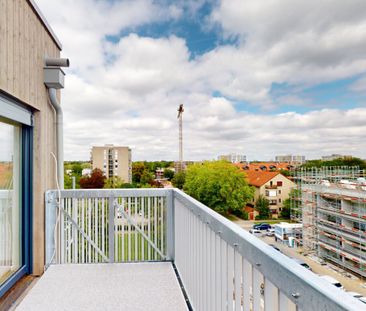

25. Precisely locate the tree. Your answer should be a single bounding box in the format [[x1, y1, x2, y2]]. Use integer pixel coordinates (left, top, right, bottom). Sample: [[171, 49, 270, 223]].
[[104, 176, 124, 188], [301, 157, 366, 170], [284, 188, 302, 220], [183, 161, 254, 215], [79, 168, 106, 189], [163, 169, 175, 180], [72, 163, 83, 176], [140, 170, 154, 185], [255, 195, 271, 219], [280, 198, 291, 219], [132, 162, 146, 183], [172, 172, 186, 189]]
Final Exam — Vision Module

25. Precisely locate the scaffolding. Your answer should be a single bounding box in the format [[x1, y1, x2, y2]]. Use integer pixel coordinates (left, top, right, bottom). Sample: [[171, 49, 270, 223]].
[[292, 166, 366, 277]]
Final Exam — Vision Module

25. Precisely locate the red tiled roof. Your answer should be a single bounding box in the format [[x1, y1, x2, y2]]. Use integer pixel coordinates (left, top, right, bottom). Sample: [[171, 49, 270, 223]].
[[233, 162, 292, 171], [244, 171, 281, 187]]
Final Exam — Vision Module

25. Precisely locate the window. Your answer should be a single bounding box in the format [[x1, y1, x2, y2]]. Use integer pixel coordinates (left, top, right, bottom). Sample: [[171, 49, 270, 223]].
[[278, 190, 281, 194], [277, 181, 283, 186], [279, 198, 282, 203], [0, 95, 32, 298], [0, 122, 22, 286]]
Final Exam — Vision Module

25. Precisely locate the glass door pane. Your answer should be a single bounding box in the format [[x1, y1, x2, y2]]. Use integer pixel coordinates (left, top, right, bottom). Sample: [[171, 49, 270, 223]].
[[0, 121, 21, 285]]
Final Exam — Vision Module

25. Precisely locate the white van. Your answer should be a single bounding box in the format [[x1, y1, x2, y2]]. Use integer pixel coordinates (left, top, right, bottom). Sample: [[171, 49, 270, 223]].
[[319, 275, 344, 290], [320, 180, 331, 187]]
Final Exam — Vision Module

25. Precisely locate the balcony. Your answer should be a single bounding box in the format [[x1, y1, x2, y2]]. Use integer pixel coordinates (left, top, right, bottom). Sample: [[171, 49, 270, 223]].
[[265, 185, 278, 189], [14, 189, 364, 310]]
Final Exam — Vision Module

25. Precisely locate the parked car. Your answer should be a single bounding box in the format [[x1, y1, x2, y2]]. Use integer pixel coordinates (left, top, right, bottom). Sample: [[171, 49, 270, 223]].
[[320, 180, 331, 187], [266, 228, 275, 236], [249, 229, 262, 235], [319, 275, 344, 290], [253, 223, 271, 230], [291, 258, 312, 271]]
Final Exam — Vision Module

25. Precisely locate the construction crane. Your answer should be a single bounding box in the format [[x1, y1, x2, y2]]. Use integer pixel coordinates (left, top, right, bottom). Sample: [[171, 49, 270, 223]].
[[177, 104, 184, 172]]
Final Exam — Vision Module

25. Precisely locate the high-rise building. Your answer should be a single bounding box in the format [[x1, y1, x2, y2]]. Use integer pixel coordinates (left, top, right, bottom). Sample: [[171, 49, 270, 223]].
[[91, 145, 132, 183], [218, 153, 247, 163], [275, 154, 305, 165]]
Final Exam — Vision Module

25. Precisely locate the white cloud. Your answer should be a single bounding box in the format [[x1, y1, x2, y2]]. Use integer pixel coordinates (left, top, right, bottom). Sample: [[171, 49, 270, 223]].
[[34, 0, 366, 161]]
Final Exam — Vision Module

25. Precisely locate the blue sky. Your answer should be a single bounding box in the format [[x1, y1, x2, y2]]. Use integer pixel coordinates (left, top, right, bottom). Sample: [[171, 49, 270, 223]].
[[36, 0, 366, 161]]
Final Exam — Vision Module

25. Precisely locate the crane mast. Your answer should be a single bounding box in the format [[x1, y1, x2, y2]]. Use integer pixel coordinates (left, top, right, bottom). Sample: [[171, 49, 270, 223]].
[[177, 104, 184, 172]]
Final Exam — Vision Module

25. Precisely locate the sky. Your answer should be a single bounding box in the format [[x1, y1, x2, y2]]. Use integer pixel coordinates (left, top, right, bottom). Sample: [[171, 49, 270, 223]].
[[35, 0, 366, 161]]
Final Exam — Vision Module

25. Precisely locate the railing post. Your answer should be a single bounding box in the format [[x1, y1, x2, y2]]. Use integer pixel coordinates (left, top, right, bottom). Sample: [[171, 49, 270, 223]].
[[166, 189, 175, 260], [108, 194, 115, 263]]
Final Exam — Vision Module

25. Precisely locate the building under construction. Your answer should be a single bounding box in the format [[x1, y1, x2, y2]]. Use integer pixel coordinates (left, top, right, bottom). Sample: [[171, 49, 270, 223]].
[[292, 167, 366, 277]]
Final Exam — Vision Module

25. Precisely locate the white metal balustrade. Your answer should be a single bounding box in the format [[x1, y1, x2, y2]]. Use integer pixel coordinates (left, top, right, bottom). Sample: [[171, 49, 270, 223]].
[[45, 189, 365, 311]]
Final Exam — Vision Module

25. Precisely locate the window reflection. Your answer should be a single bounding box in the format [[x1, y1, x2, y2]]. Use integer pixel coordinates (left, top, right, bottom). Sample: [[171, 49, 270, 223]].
[[0, 121, 21, 285]]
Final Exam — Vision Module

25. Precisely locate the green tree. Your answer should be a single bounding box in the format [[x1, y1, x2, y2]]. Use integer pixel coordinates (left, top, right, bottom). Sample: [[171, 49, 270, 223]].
[[172, 172, 186, 189], [183, 161, 254, 215], [140, 170, 154, 185], [163, 169, 175, 180], [301, 157, 366, 169], [104, 176, 124, 188], [255, 195, 271, 219], [72, 163, 83, 176], [280, 198, 291, 219], [132, 162, 146, 183]]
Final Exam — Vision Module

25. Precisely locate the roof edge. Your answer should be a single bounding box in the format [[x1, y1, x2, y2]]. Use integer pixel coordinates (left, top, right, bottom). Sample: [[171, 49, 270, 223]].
[[27, 0, 63, 50]]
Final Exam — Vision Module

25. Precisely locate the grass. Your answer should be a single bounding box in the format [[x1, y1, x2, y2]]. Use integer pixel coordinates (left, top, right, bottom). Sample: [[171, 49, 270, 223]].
[[225, 214, 241, 221], [115, 230, 164, 261]]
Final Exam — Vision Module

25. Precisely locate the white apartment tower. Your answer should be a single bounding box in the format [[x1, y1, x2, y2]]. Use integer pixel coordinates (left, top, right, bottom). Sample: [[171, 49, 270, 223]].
[[91, 145, 132, 183]]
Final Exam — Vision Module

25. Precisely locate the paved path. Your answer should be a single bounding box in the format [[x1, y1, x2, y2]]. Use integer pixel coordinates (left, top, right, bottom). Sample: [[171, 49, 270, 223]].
[[15, 262, 188, 311]]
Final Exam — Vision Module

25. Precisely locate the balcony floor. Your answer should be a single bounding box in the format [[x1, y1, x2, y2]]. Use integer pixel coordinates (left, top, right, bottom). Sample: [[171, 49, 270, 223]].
[[15, 262, 188, 311]]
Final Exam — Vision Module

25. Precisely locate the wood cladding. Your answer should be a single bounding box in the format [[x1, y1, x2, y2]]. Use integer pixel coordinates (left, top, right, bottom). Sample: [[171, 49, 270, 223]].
[[0, 0, 60, 110]]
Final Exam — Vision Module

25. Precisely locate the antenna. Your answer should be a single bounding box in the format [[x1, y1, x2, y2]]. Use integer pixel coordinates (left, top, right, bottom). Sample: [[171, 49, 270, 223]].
[[177, 104, 184, 172]]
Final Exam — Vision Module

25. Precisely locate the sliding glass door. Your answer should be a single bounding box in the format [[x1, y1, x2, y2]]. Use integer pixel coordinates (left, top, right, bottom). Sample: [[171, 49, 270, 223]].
[[0, 121, 22, 286], [0, 93, 32, 297]]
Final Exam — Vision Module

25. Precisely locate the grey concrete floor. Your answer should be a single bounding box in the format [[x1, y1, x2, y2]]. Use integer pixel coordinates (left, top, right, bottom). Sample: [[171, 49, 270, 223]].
[[15, 262, 188, 311]]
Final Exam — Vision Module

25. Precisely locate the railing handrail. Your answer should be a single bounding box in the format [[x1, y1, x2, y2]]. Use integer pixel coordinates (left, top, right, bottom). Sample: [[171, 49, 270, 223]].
[[173, 189, 364, 311], [46, 188, 171, 199]]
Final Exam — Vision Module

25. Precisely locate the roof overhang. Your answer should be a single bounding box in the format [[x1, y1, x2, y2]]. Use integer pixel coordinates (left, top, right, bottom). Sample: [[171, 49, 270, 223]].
[[27, 0, 62, 50]]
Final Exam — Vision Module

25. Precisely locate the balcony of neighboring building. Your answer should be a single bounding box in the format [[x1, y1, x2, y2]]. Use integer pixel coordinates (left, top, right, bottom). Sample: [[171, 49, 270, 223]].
[[2, 189, 364, 310]]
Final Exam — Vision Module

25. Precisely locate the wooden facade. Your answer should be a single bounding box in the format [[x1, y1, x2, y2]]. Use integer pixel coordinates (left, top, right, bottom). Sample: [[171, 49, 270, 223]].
[[0, 0, 62, 275]]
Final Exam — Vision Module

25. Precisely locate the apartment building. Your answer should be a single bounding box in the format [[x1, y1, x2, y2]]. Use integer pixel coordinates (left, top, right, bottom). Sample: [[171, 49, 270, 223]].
[[275, 154, 306, 165], [245, 171, 296, 219], [91, 145, 132, 183], [300, 172, 366, 277], [218, 153, 247, 163], [0, 0, 64, 297]]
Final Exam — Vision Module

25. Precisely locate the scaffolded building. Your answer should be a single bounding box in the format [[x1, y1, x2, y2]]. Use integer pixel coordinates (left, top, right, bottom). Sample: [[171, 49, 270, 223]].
[[293, 167, 366, 277]]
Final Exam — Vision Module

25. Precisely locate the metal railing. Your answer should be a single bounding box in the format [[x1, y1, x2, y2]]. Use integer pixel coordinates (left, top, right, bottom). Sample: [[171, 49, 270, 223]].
[[45, 189, 172, 265], [45, 189, 364, 311]]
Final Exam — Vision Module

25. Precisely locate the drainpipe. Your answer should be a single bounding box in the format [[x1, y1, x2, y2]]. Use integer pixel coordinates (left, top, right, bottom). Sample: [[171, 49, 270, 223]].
[[44, 57, 70, 189]]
